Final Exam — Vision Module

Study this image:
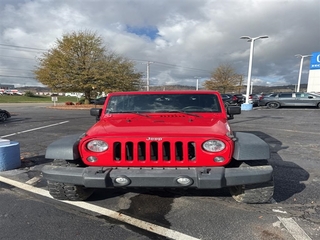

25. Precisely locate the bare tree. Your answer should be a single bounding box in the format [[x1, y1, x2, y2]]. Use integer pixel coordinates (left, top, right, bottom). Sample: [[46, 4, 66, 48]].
[[203, 64, 242, 93]]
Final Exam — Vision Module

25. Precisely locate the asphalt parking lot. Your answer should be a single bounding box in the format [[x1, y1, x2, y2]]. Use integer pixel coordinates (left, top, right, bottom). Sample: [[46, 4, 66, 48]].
[[0, 103, 319, 240]]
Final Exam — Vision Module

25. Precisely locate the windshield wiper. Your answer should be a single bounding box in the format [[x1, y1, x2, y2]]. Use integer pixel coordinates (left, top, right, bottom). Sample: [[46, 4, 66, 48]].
[[109, 111, 150, 117], [159, 110, 201, 117]]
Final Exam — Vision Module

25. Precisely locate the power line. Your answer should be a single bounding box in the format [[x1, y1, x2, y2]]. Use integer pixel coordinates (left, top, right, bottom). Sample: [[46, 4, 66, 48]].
[[1, 44, 212, 73], [0, 47, 43, 53], [153, 61, 212, 73], [0, 55, 36, 60], [0, 74, 35, 79], [1, 43, 211, 73], [0, 67, 33, 71], [0, 43, 47, 51], [0, 44, 211, 81], [131, 59, 212, 73]]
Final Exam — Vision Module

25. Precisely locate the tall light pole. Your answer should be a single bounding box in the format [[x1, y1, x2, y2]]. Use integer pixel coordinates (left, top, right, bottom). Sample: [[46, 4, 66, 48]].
[[240, 35, 268, 104], [295, 54, 311, 92], [194, 76, 199, 90]]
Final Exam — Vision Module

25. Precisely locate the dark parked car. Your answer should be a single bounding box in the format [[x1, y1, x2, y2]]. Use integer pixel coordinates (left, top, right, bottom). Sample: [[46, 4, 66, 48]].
[[221, 94, 234, 107], [0, 109, 11, 122], [259, 92, 320, 109], [243, 94, 260, 106], [232, 94, 245, 105], [221, 94, 244, 107], [91, 96, 107, 105]]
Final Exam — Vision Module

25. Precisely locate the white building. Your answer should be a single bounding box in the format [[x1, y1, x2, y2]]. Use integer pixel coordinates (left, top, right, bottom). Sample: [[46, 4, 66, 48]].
[[307, 52, 320, 93]]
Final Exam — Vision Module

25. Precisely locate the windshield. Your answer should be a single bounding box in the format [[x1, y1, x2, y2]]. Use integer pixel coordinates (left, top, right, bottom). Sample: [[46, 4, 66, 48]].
[[106, 94, 222, 113]]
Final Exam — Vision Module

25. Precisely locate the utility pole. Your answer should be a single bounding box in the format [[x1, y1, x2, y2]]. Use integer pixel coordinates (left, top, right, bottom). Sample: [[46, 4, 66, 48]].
[[238, 75, 243, 93], [146, 61, 153, 91]]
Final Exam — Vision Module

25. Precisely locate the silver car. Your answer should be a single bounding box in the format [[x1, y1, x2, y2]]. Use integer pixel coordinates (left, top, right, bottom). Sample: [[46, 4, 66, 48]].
[[259, 92, 320, 109]]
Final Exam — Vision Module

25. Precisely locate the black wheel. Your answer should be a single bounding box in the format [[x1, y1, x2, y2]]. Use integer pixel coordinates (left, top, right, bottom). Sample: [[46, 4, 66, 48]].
[[47, 159, 94, 201], [317, 102, 320, 109], [0, 112, 8, 122], [266, 102, 280, 109], [224, 102, 230, 109], [229, 161, 274, 204]]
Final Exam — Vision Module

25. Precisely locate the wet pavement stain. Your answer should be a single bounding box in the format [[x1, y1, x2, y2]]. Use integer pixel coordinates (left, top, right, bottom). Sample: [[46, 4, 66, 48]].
[[120, 191, 175, 228]]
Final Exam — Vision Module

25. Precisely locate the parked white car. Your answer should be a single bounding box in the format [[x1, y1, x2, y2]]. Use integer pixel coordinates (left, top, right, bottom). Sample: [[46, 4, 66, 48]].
[[4, 90, 23, 95], [65, 92, 84, 97]]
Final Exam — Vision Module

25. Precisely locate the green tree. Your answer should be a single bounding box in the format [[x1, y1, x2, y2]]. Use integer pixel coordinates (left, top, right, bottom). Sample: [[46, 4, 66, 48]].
[[34, 30, 142, 103], [203, 64, 242, 93]]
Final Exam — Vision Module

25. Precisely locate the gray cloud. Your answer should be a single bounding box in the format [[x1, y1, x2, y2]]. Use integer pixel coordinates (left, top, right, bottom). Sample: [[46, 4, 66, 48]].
[[0, 0, 319, 89]]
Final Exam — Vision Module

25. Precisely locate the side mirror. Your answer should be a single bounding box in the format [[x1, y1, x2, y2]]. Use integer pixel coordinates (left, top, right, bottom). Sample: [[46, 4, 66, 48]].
[[90, 108, 102, 121], [227, 106, 241, 120]]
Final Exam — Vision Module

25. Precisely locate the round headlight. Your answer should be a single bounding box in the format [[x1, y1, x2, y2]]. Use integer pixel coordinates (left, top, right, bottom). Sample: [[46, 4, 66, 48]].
[[87, 140, 108, 152], [202, 140, 225, 152]]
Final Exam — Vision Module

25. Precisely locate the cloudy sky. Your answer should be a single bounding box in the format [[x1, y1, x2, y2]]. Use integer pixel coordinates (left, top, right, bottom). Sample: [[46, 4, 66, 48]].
[[0, 0, 319, 89]]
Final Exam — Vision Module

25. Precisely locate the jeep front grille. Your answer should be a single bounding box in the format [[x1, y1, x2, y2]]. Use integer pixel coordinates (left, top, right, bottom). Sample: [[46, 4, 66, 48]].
[[113, 141, 196, 162]]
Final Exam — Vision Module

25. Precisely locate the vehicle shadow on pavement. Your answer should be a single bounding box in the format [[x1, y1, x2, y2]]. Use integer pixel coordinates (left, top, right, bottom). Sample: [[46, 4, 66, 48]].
[[243, 131, 309, 203], [20, 155, 52, 168]]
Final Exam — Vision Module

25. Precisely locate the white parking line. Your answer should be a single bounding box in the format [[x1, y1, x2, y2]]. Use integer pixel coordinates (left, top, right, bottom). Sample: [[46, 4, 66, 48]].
[[278, 217, 312, 240], [0, 121, 69, 138], [0, 176, 200, 240]]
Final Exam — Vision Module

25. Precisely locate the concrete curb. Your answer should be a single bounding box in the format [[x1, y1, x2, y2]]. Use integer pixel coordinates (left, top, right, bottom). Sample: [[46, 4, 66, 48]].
[[241, 103, 253, 111]]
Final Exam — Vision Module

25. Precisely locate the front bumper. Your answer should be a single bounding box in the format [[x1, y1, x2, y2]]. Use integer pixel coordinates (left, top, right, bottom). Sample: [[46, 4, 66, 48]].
[[42, 165, 273, 189]]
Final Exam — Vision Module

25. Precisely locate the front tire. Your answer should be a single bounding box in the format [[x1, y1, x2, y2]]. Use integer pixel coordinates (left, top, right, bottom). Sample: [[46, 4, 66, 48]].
[[229, 161, 274, 204], [266, 102, 280, 109], [48, 181, 94, 201], [0, 112, 8, 122], [47, 159, 94, 201]]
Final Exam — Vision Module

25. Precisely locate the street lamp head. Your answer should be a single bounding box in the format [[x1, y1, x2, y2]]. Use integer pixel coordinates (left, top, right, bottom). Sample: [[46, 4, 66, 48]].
[[240, 36, 251, 40], [295, 54, 312, 58], [240, 35, 269, 42]]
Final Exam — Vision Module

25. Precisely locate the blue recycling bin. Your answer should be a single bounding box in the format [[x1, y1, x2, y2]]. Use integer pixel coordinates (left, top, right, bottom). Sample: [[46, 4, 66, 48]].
[[0, 141, 21, 171]]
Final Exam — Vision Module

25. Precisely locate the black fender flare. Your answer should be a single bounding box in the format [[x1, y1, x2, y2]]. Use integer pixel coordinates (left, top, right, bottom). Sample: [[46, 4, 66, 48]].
[[45, 133, 84, 160], [232, 132, 270, 160]]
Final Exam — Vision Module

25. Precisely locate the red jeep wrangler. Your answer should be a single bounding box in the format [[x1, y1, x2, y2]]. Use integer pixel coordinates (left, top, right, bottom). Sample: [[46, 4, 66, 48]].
[[42, 91, 274, 203]]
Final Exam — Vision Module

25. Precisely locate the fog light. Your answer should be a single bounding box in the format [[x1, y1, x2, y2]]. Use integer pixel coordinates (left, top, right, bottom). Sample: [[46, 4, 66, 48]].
[[176, 176, 193, 186], [214, 156, 225, 162], [115, 176, 131, 186], [87, 156, 98, 162]]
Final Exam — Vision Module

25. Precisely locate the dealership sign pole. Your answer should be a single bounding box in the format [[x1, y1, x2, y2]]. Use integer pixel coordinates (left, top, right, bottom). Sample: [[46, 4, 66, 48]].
[[295, 54, 311, 92], [307, 52, 320, 93]]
